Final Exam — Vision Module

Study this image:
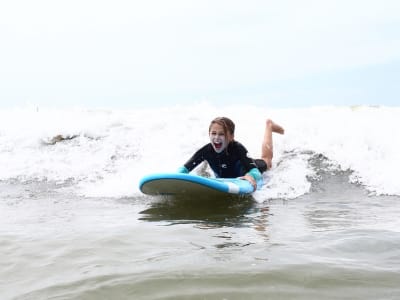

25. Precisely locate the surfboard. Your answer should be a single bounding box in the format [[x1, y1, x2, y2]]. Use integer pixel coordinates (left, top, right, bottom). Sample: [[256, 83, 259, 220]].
[[139, 173, 256, 196]]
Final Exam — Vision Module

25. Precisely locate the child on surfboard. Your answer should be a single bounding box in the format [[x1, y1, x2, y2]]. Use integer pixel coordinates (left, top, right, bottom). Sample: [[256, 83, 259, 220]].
[[177, 117, 284, 191]]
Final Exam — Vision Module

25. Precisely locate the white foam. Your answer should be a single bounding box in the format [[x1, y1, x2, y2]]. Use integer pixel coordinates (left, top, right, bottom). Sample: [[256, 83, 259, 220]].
[[0, 104, 398, 198]]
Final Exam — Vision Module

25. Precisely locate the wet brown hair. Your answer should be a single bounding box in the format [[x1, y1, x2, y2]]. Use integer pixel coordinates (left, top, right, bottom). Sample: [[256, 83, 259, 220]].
[[209, 117, 235, 140]]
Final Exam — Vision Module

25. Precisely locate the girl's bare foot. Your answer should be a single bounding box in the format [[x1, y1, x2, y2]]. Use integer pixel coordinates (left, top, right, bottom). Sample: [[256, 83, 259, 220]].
[[266, 119, 284, 135]]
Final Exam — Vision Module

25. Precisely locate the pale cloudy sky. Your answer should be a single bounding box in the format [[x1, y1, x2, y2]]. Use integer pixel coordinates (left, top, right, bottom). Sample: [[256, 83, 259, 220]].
[[1, 0, 399, 108]]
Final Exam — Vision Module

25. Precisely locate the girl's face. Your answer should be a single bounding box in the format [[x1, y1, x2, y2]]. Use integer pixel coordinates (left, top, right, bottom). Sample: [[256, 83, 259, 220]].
[[209, 123, 231, 153]]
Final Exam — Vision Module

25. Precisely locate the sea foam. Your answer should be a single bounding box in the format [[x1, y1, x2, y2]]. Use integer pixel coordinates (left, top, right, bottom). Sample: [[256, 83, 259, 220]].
[[0, 104, 398, 199]]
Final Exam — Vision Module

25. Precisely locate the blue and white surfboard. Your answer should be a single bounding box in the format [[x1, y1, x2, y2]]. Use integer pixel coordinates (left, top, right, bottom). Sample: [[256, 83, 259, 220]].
[[139, 173, 258, 196]]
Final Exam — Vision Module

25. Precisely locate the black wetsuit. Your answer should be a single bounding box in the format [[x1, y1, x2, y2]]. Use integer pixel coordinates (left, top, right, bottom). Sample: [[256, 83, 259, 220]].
[[183, 141, 267, 178]]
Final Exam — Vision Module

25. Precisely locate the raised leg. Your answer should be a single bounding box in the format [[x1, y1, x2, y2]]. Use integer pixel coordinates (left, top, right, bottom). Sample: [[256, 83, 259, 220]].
[[261, 119, 284, 169]]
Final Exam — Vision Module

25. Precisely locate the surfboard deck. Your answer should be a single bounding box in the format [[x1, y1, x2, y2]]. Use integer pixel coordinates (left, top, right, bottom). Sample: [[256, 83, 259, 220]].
[[139, 173, 255, 196]]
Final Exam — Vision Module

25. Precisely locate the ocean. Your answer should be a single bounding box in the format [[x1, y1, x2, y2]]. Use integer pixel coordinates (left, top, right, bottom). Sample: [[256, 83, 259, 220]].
[[1, 104, 400, 299]]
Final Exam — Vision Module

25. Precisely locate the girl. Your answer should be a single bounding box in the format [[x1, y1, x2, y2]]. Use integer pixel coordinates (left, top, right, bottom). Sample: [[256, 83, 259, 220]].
[[177, 117, 284, 191]]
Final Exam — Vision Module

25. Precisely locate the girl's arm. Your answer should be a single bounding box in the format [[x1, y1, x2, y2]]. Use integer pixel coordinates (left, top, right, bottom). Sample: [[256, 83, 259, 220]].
[[236, 142, 262, 190], [177, 144, 208, 173]]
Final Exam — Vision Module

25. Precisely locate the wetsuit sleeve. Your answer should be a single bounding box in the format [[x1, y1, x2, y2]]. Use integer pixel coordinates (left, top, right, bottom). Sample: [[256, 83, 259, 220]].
[[236, 142, 258, 172], [247, 167, 262, 182], [183, 144, 208, 172], [236, 142, 262, 182], [177, 166, 189, 173]]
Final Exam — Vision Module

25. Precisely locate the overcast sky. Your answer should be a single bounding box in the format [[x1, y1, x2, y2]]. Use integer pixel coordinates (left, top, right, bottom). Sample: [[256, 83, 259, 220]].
[[1, 0, 399, 109]]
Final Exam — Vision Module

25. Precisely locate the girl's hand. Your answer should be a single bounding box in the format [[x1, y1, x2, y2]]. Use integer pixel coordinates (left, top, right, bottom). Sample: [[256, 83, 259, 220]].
[[240, 174, 257, 191]]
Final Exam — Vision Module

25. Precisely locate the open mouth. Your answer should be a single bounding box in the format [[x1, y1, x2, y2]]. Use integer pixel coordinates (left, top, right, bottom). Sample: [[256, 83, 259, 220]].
[[213, 142, 223, 150]]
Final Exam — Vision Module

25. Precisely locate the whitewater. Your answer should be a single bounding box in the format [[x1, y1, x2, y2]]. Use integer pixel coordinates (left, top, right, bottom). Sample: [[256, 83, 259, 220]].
[[2, 103, 400, 300], [0, 104, 398, 197]]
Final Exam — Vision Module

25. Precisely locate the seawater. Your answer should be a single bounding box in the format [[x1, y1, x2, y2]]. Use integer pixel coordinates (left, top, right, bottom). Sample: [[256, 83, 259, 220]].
[[1, 104, 400, 299]]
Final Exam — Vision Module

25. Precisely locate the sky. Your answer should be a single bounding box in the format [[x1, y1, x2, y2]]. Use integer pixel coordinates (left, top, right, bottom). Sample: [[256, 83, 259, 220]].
[[1, 0, 399, 109]]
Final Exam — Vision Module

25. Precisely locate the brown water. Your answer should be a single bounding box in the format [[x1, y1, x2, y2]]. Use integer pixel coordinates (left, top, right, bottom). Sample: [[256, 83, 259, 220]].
[[1, 174, 400, 300]]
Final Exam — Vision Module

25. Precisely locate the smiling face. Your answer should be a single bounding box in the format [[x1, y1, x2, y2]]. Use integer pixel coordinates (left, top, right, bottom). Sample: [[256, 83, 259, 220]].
[[209, 122, 232, 153]]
